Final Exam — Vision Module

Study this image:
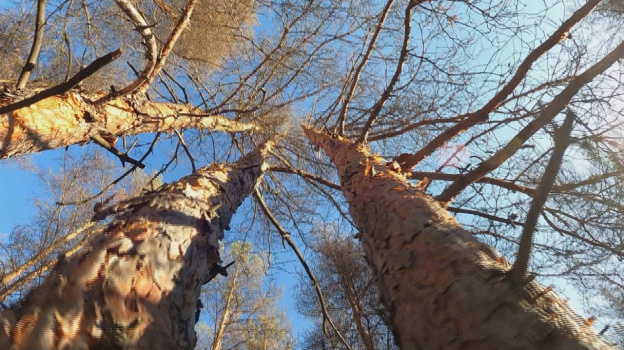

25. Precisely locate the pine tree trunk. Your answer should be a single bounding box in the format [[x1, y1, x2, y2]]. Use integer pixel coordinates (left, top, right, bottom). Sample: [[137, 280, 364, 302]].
[[0, 142, 271, 350], [0, 92, 256, 159], [304, 128, 617, 350]]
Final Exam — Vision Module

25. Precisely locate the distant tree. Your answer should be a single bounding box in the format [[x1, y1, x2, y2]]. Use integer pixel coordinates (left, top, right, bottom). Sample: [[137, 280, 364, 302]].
[[199, 241, 293, 350], [297, 228, 396, 350]]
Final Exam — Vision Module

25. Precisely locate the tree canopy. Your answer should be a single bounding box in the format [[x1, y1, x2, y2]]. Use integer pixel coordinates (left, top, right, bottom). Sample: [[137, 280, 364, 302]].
[[0, 0, 624, 348]]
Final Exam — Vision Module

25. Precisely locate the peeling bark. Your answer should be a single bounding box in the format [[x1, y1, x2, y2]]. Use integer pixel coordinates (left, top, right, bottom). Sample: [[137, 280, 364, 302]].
[[0, 92, 257, 159], [0, 142, 271, 350], [304, 127, 617, 350]]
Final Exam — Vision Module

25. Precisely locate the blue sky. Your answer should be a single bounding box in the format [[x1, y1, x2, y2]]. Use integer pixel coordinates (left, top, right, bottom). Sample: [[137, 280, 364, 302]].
[[0, 0, 618, 346]]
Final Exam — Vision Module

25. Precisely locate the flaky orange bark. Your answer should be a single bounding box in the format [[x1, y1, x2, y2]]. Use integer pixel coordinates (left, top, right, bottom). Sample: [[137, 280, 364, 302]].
[[0, 91, 256, 159], [0, 142, 271, 350], [304, 127, 617, 350]]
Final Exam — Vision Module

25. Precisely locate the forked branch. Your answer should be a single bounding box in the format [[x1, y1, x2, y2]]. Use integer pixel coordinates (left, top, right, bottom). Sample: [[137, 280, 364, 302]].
[[336, 0, 395, 136], [358, 0, 420, 143], [106, 0, 158, 98], [135, 0, 199, 95]]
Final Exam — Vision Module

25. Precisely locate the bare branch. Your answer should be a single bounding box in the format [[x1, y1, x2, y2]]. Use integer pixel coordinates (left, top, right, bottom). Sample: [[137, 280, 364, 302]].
[[542, 209, 624, 260], [436, 39, 624, 205], [90, 133, 145, 168], [268, 166, 341, 190], [392, 0, 602, 171], [411, 171, 537, 195], [336, 0, 395, 136], [510, 110, 575, 284], [173, 128, 197, 173], [135, 0, 199, 95], [107, 0, 158, 98], [447, 206, 525, 227], [358, 0, 419, 143], [253, 188, 353, 350], [0, 49, 122, 115], [16, 0, 47, 90], [56, 133, 161, 206]]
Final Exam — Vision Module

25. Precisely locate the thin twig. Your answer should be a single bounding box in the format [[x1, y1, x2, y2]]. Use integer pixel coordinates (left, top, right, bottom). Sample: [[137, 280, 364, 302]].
[[253, 189, 353, 350], [173, 128, 196, 172], [57, 133, 161, 206], [510, 110, 575, 284], [541, 209, 624, 260]]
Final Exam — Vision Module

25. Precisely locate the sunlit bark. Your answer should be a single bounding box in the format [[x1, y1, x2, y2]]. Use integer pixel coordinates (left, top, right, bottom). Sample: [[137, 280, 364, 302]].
[[0, 142, 271, 350], [304, 127, 616, 350], [0, 91, 256, 159]]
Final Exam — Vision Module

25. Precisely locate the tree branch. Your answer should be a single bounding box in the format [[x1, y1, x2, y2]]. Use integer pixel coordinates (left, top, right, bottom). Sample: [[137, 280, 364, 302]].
[[16, 0, 47, 90], [392, 0, 601, 171], [0, 49, 122, 115], [104, 0, 158, 98], [56, 133, 161, 206], [90, 133, 145, 168], [358, 0, 419, 143], [510, 110, 575, 284], [135, 0, 198, 95], [447, 206, 525, 227], [0, 90, 256, 159], [253, 189, 353, 350], [268, 166, 341, 190], [436, 39, 624, 205], [541, 209, 624, 260], [336, 0, 395, 136]]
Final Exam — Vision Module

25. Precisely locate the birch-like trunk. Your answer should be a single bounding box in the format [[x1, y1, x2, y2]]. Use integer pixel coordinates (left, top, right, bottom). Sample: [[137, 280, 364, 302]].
[[0, 92, 256, 159], [0, 142, 271, 350], [304, 127, 617, 350], [210, 266, 239, 350]]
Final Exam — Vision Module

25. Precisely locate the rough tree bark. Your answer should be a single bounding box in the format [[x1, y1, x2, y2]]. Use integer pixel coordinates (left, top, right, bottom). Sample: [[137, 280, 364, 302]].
[[304, 127, 617, 350], [0, 142, 271, 349], [0, 91, 256, 159]]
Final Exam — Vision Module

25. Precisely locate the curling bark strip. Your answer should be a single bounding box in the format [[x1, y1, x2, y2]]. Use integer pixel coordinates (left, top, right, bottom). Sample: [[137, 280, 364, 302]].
[[304, 126, 616, 350], [0, 142, 271, 349], [0, 92, 257, 159]]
